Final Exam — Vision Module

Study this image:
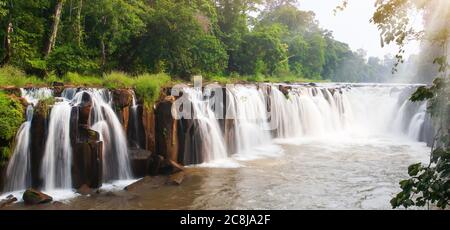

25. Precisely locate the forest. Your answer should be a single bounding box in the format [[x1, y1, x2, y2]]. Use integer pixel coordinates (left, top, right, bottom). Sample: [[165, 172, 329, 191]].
[[0, 0, 395, 83]]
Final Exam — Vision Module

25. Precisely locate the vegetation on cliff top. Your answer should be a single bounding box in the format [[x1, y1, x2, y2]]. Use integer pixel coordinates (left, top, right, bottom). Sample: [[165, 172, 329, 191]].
[[0, 91, 24, 164]]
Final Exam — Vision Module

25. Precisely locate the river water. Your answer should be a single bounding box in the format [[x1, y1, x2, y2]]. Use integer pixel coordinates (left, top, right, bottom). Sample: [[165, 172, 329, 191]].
[[3, 134, 428, 210]]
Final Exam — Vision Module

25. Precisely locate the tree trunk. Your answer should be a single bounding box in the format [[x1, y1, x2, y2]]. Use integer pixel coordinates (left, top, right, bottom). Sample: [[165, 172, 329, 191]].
[[75, 0, 82, 46], [0, 21, 12, 66], [101, 39, 106, 69], [44, 0, 64, 57]]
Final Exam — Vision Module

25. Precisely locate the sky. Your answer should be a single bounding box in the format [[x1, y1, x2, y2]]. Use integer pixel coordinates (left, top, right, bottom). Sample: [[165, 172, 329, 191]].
[[296, 0, 422, 58]]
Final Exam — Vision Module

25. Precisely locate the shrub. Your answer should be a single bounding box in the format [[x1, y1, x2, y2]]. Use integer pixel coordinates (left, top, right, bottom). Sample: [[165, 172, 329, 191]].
[[103, 71, 134, 89], [0, 91, 25, 141], [134, 73, 171, 108]]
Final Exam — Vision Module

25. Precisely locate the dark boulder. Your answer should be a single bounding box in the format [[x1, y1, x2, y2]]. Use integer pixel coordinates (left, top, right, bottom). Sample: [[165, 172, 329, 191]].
[[129, 148, 152, 178], [22, 189, 53, 205], [52, 82, 65, 97], [146, 154, 164, 176]]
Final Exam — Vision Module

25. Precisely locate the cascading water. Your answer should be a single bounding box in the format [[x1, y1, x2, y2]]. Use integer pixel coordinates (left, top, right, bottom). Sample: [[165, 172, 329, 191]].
[[226, 85, 281, 159], [41, 100, 73, 190], [4, 105, 33, 192], [181, 88, 229, 164], [128, 91, 141, 149], [4, 88, 53, 192], [176, 83, 432, 166], [72, 89, 131, 181]]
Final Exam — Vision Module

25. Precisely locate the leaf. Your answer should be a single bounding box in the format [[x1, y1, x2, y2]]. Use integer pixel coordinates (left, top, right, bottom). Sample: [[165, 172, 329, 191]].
[[407, 163, 421, 176]]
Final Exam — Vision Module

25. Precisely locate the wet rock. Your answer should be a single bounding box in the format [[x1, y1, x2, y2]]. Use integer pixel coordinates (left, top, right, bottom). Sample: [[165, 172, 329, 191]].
[[71, 132, 103, 189], [30, 102, 49, 189], [78, 92, 93, 126], [52, 82, 65, 97], [70, 94, 103, 190], [76, 184, 97, 195], [167, 171, 185, 185], [178, 118, 204, 165], [146, 154, 164, 176], [155, 96, 179, 162], [128, 104, 147, 149], [112, 89, 132, 108], [142, 106, 156, 153], [129, 148, 152, 178], [22, 189, 53, 205], [0, 195, 17, 208], [278, 85, 291, 97], [308, 82, 317, 87]]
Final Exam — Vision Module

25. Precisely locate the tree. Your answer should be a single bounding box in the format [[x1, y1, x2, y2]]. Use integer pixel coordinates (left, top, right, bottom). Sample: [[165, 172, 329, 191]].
[[44, 0, 64, 57]]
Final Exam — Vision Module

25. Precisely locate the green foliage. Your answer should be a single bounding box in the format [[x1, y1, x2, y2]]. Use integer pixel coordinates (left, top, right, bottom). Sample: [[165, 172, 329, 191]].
[[47, 45, 99, 76], [62, 72, 103, 86], [0, 0, 398, 82], [0, 91, 24, 141], [134, 73, 171, 108], [103, 71, 134, 89], [0, 65, 46, 86], [35, 96, 55, 119]]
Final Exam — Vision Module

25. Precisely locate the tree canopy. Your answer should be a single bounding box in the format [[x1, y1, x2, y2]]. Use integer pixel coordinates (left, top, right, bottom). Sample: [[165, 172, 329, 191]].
[[0, 0, 393, 82]]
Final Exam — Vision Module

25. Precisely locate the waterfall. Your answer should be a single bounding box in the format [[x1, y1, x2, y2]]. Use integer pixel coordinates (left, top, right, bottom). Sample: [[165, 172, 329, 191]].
[[182, 88, 228, 163], [226, 85, 281, 159], [41, 100, 73, 190], [176, 83, 432, 165], [72, 89, 132, 181], [128, 90, 141, 149], [4, 105, 33, 192], [4, 88, 53, 192]]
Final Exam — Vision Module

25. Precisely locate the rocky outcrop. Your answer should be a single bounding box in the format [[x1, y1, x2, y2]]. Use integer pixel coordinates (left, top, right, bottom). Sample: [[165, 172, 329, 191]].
[[0, 163, 6, 194], [70, 92, 103, 189], [129, 149, 152, 178], [52, 82, 64, 97], [22, 189, 53, 205], [155, 96, 179, 162], [30, 101, 49, 189], [112, 89, 132, 132], [141, 106, 155, 152]]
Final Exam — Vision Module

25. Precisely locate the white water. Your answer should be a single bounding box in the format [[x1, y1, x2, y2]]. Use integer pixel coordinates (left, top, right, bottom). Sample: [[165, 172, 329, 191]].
[[4, 105, 33, 192], [184, 84, 432, 166], [129, 90, 141, 148], [226, 85, 283, 160], [41, 100, 73, 190], [72, 89, 132, 181], [182, 88, 229, 163], [4, 88, 54, 192]]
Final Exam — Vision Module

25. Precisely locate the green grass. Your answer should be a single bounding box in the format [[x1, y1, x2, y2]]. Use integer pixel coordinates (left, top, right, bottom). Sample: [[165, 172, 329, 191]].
[[134, 73, 171, 108], [62, 72, 103, 87]]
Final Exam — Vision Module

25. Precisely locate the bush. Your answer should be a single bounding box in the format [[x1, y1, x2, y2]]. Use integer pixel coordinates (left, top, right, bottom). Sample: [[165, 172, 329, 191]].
[[134, 73, 171, 107], [0, 91, 25, 141], [103, 71, 134, 89], [47, 45, 99, 76]]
